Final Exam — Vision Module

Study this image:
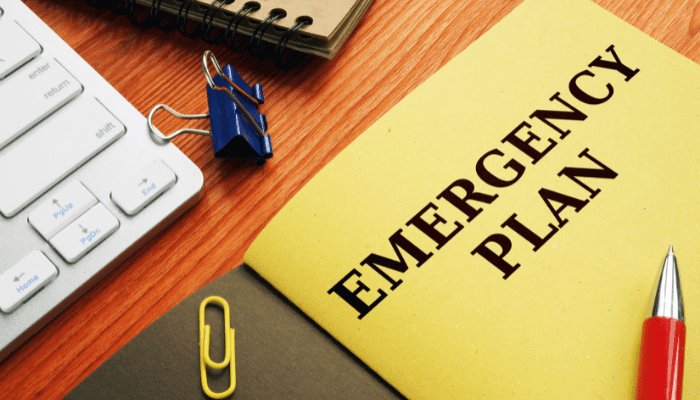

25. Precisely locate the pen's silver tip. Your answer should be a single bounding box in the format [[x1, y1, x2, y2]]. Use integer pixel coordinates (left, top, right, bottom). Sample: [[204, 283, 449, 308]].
[[651, 247, 684, 322]]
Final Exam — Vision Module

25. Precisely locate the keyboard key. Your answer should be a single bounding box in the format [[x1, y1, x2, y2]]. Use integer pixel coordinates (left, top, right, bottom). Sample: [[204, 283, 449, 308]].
[[0, 55, 82, 150], [111, 160, 177, 216], [0, 96, 125, 217], [0, 251, 58, 313], [28, 181, 98, 240], [49, 203, 119, 263], [0, 18, 41, 79]]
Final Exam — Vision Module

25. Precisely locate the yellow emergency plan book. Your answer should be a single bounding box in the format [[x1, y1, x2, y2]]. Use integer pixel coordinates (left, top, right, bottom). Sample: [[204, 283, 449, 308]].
[[245, 0, 700, 397]]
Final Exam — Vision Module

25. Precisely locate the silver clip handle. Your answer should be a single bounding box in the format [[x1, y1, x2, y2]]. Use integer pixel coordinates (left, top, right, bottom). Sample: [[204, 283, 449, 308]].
[[147, 104, 211, 141]]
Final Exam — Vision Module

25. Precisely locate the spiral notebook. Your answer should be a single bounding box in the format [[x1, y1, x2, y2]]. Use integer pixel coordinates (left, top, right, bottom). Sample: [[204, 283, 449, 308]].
[[103, 0, 373, 67]]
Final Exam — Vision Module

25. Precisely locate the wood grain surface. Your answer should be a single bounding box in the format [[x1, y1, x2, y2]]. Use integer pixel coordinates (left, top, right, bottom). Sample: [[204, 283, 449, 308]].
[[2, 0, 699, 398]]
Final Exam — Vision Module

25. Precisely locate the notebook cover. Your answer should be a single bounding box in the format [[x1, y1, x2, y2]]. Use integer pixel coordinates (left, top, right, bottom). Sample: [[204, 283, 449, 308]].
[[64, 265, 402, 400], [150, 0, 373, 58], [243, 0, 700, 398], [205, 0, 366, 40]]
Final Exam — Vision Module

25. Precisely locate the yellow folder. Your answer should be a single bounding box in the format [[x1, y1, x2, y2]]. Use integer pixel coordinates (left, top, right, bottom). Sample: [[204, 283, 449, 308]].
[[245, 0, 700, 397]]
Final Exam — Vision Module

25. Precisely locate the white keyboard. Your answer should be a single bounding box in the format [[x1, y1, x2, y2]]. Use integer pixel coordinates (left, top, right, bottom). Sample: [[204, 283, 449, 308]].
[[0, 0, 204, 360]]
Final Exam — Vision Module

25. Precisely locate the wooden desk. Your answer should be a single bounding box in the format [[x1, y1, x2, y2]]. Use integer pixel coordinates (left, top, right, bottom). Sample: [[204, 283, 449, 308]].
[[1, 0, 699, 398]]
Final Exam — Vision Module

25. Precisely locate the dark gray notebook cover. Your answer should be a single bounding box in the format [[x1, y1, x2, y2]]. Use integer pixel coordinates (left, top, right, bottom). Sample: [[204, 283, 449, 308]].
[[65, 265, 402, 399]]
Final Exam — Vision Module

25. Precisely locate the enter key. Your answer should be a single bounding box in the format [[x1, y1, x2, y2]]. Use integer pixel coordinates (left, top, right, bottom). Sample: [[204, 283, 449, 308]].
[[0, 18, 41, 80]]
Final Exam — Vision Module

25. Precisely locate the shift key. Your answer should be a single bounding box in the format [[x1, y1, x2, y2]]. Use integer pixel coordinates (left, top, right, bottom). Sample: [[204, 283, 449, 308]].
[[0, 55, 82, 150], [0, 96, 125, 217]]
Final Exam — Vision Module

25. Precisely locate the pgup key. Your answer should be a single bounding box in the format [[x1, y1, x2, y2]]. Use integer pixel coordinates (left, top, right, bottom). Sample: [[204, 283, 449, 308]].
[[28, 181, 98, 240]]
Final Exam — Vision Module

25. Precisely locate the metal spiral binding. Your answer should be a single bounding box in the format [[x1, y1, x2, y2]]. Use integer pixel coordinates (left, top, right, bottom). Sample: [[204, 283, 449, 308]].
[[223, 2, 260, 52], [84, 0, 312, 68], [201, 0, 234, 43], [274, 17, 312, 69], [176, 0, 203, 38], [86, 0, 172, 28], [247, 9, 286, 58], [152, 3, 179, 30]]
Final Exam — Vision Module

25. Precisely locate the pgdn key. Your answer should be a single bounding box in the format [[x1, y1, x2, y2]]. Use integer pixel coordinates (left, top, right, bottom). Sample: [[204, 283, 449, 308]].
[[50, 204, 120, 263]]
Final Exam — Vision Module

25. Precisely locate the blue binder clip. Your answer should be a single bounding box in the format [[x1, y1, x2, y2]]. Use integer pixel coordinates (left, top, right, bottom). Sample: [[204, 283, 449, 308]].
[[148, 51, 272, 165]]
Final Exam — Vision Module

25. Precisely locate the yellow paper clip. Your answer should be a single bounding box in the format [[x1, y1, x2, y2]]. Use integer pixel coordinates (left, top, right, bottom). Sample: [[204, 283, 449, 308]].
[[199, 296, 236, 399]]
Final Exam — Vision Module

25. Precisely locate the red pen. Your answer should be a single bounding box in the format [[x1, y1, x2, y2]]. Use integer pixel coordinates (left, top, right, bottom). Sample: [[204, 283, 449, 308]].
[[636, 246, 686, 400]]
